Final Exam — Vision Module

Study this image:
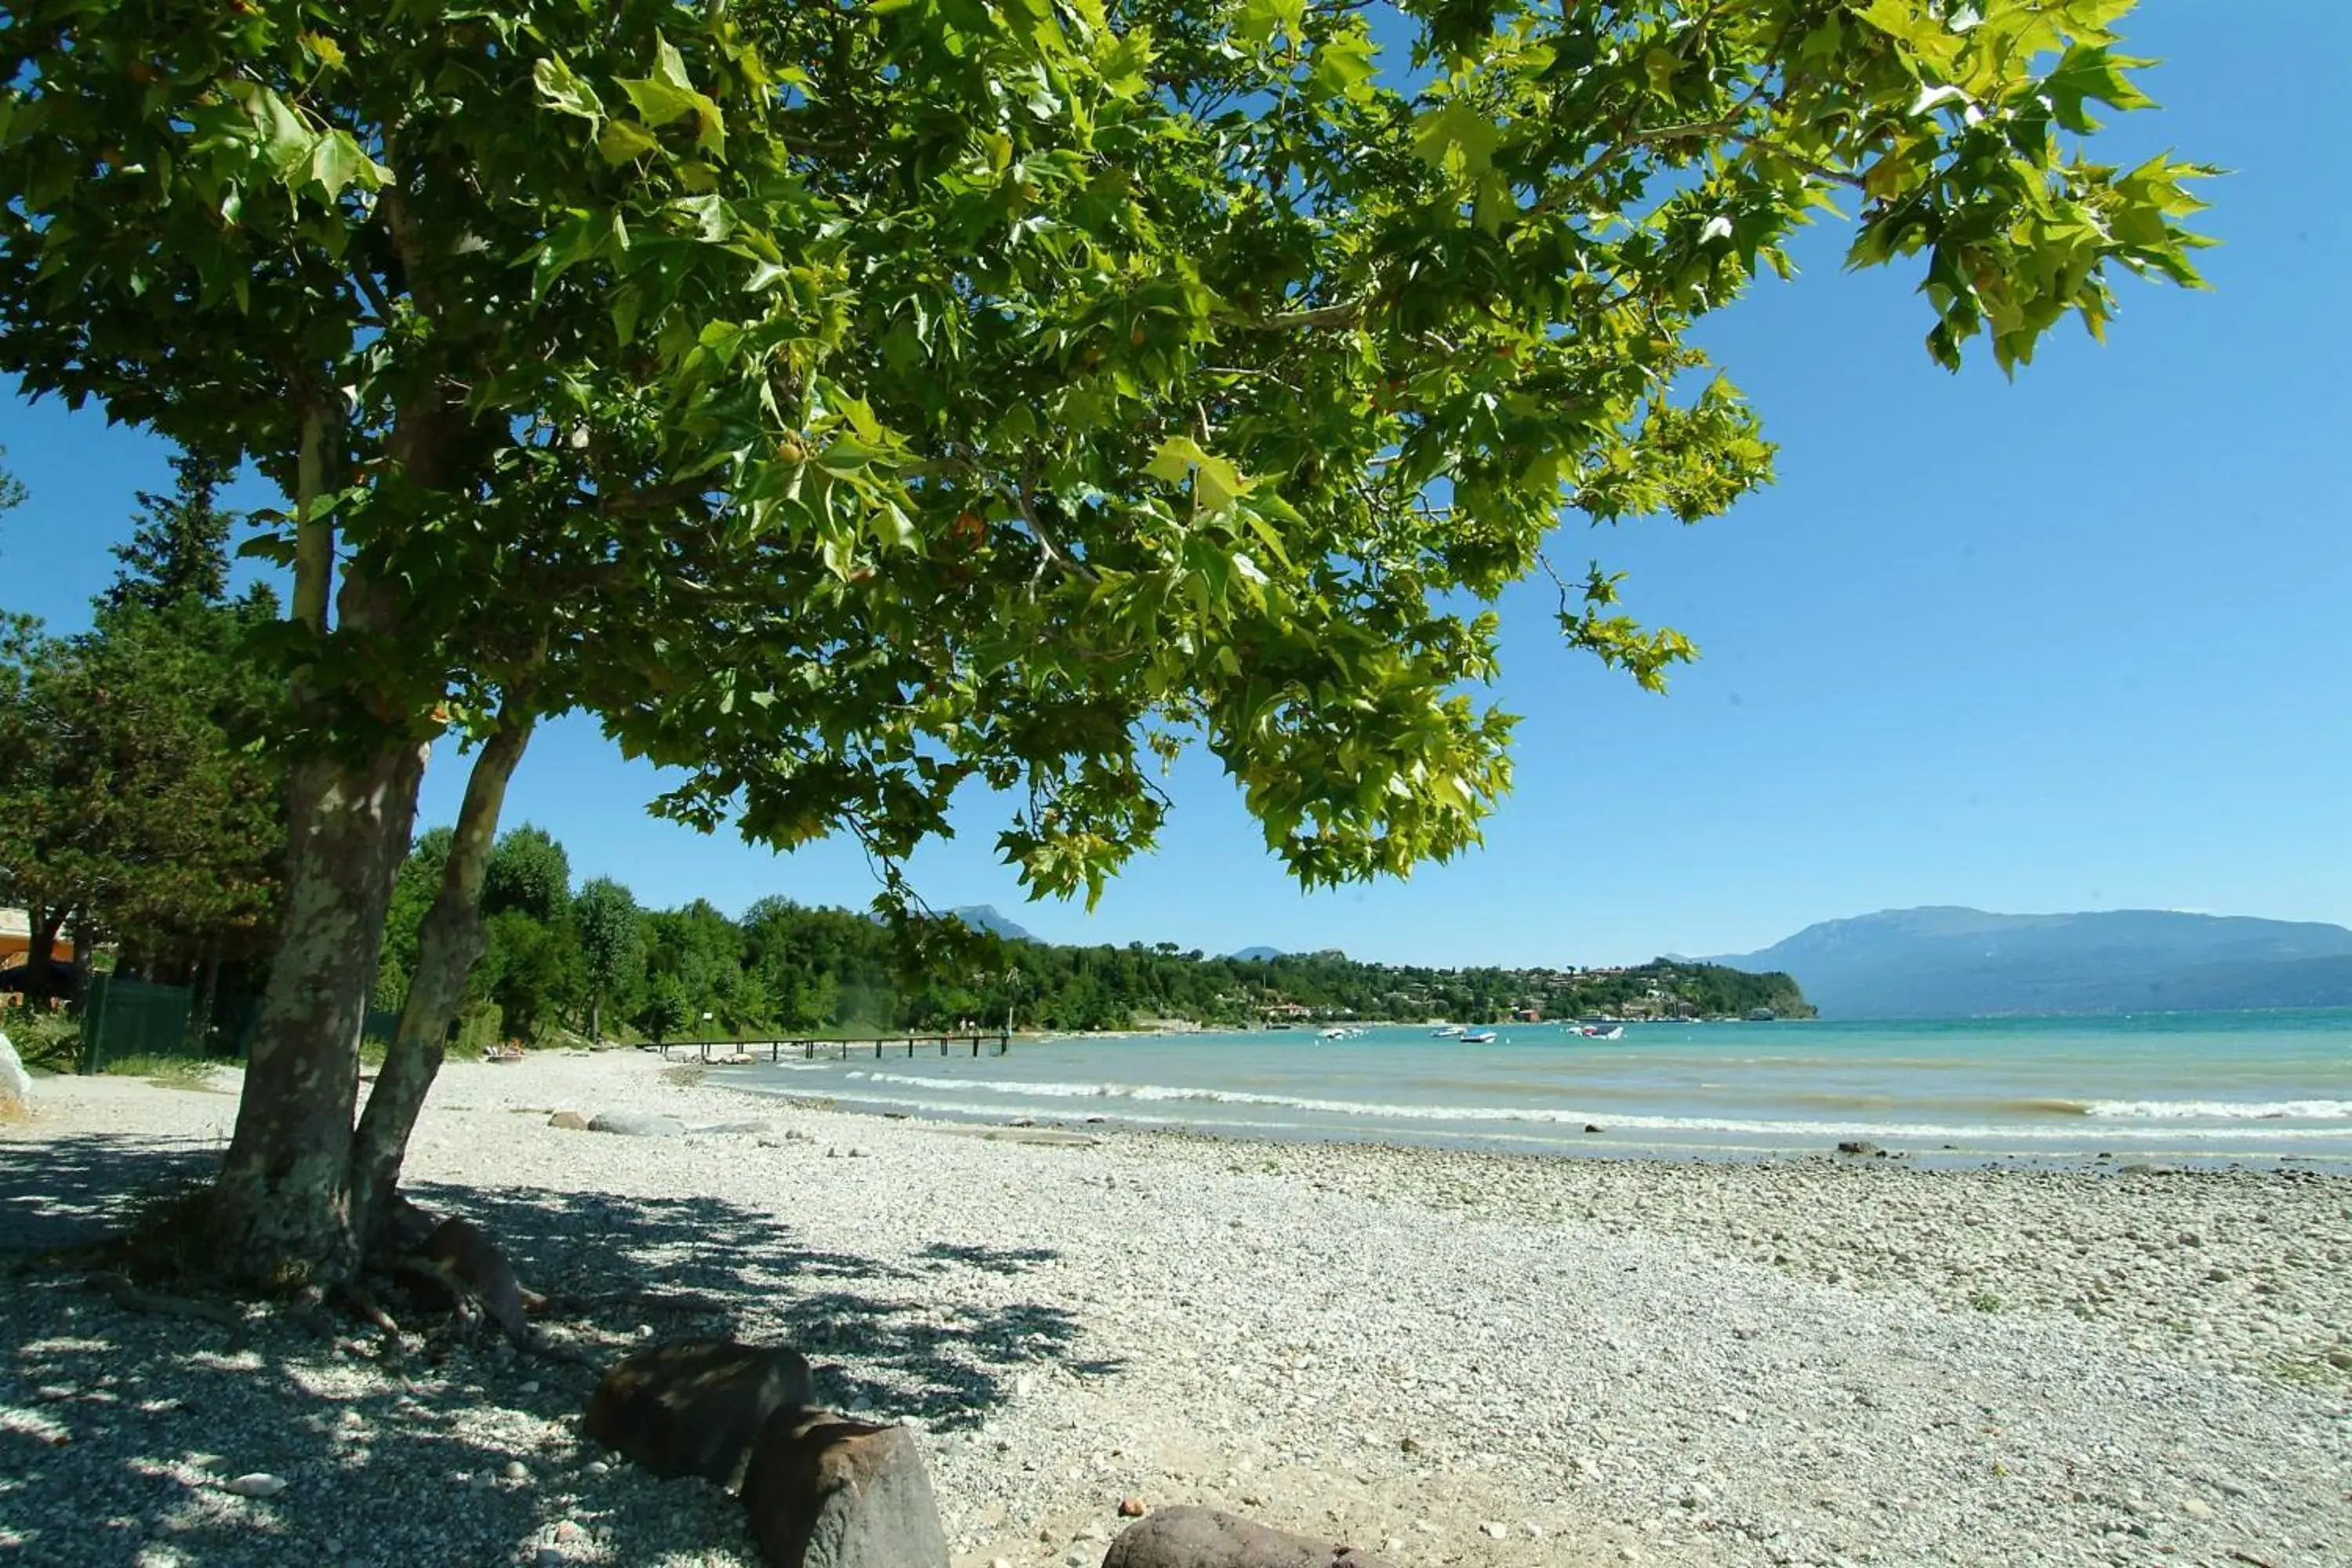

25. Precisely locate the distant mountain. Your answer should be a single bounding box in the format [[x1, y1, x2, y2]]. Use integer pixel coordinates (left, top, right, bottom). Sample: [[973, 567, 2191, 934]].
[[1230, 946, 1286, 962], [1709, 907, 2352, 1018], [949, 905, 1036, 942]]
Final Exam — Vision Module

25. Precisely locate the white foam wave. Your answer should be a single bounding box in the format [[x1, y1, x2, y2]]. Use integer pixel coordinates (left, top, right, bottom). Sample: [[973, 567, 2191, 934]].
[[2085, 1098, 2352, 1122], [808, 1069, 2352, 1142]]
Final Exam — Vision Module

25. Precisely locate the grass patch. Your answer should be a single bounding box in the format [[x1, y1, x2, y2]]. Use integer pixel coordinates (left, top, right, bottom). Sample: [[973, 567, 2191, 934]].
[[3, 1009, 83, 1071], [1968, 1290, 2005, 1313], [101, 1054, 219, 1089]]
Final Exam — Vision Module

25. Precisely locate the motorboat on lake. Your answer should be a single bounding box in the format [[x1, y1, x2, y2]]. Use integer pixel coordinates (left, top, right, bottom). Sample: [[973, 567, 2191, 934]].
[[1575, 1023, 1626, 1040], [1431, 1025, 1466, 1037], [1461, 1029, 1499, 1044]]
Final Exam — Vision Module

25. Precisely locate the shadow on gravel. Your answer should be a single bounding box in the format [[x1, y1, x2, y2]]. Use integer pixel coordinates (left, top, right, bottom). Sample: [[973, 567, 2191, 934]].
[[1, 1138, 1114, 1566], [0, 1131, 221, 1254], [919, 1240, 1061, 1273]]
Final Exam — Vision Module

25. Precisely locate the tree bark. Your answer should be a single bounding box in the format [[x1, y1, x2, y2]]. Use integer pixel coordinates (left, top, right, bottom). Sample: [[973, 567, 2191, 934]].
[[209, 737, 427, 1287], [348, 720, 532, 1254], [26, 903, 68, 1004], [69, 916, 95, 1004], [191, 951, 221, 1056]]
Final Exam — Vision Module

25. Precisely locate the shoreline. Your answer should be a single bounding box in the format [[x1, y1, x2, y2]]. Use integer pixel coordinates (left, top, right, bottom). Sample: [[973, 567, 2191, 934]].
[[5, 1050, 2350, 1568], [707, 1073, 2352, 1176], [680, 1011, 2352, 1173]]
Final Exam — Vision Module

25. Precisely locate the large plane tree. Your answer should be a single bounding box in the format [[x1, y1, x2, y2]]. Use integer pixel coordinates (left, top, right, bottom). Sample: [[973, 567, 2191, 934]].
[[0, 0, 2209, 1287]]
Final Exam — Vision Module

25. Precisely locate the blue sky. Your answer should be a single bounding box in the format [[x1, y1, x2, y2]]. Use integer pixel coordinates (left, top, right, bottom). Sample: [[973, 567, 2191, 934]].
[[2, 2, 2346, 967]]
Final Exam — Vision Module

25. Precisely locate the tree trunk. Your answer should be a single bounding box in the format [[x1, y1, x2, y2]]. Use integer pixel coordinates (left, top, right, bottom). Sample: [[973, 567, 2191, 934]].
[[348, 721, 532, 1254], [27, 903, 67, 1004], [69, 917, 96, 1004], [191, 950, 221, 1057], [587, 990, 602, 1045], [209, 739, 427, 1288]]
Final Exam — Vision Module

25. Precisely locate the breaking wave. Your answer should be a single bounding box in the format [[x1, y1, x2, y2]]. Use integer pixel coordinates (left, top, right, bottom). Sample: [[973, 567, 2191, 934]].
[[2083, 1099, 2352, 1122], [789, 1070, 2352, 1142]]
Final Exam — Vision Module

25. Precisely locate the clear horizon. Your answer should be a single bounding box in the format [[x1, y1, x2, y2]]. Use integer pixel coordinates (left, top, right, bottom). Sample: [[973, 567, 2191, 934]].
[[2, 1, 2345, 968]]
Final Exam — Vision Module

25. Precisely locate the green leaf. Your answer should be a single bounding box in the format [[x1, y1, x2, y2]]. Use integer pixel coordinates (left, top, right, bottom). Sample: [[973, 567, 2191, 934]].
[[1642, 46, 1680, 100], [532, 56, 604, 125], [1413, 99, 1501, 177], [597, 118, 663, 165], [1145, 436, 1207, 486], [1308, 30, 1377, 103], [618, 75, 700, 129], [652, 35, 694, 91], [1147, 437, 1251, 513], [307, 130, 384, 200], [228, 82, 315, 186], [617, 35, 726, 158], [2041, 44, 2157, 135]]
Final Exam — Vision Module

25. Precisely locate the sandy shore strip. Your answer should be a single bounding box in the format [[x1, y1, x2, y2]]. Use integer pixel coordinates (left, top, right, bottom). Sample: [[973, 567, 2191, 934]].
[[3, 1048, 2349, 1568]]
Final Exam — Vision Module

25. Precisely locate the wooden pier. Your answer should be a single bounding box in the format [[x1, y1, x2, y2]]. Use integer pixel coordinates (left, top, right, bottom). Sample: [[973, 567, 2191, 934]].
[[651, 1031, 1011, 1065]]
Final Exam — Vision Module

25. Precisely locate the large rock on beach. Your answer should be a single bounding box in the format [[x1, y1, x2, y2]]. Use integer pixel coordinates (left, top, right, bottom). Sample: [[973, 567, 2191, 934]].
[[0, 1030, 31, 1115], [741, 1414, 949, 1568], [586, 1110, 687, 1137], [1102, 1507, 1396, 1568], [583, 1338, 817, 1490]]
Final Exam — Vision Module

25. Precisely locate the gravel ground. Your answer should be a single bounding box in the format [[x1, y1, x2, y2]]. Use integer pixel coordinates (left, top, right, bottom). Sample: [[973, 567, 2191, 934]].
[[2, 1051, 2348, 1568]]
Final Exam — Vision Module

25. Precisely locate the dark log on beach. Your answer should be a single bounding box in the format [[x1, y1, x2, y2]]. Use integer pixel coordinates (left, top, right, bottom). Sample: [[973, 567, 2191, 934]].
[[584, 1338, 817, 1490], [1103, 1505, 1396, 1567], [742, 1413, 949, 1567]]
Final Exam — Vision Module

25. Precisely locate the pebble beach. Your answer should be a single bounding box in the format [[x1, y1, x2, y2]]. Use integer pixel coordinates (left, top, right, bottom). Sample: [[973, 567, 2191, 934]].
[[4, 1047, 2350, 1567]]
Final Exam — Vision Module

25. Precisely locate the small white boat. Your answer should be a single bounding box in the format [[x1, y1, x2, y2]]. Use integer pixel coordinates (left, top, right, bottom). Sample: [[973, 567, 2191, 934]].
[[1576, 1024, 1625, 1041], [1462, 1030, 1498, 1044], [1431, 1025, 1466, 1038]]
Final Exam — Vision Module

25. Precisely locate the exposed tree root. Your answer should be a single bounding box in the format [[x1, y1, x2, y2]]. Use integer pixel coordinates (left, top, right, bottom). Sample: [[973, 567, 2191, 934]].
[[59, 1184, 658, 1375], [83, 1270, 244, 1331], [331, 1278, 407, 1366], [365, 1198, 610, 1369]]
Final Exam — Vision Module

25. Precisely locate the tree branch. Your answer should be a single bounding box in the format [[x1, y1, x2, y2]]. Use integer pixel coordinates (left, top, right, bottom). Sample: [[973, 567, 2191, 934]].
[[291, 404, 332, 633], [1003, 463, 1097, 590]]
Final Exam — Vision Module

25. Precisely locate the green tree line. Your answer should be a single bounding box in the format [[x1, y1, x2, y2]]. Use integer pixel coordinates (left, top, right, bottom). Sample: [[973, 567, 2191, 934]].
[[385, 822, 1810, 1041], [0, 454, 288, 1007]]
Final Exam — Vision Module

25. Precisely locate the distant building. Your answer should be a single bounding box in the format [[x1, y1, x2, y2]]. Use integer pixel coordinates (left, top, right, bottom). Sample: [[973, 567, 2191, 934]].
[[1512, 1006, 1542, 1022], [1, 908, 71, 969]]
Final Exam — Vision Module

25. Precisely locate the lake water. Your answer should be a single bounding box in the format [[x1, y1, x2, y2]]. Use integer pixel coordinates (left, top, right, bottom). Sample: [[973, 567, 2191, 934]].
[[716, 1010, 2352, 1166]]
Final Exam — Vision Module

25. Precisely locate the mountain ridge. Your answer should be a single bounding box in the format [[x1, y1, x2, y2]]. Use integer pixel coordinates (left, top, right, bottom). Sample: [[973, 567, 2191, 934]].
[[1708, 906, 2352, 1018], [947, 905, 1037, 942]]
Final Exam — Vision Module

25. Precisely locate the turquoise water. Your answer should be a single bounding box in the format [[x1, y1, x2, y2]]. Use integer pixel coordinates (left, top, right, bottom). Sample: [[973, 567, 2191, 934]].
[[719, 1010, 2352, 1165]]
